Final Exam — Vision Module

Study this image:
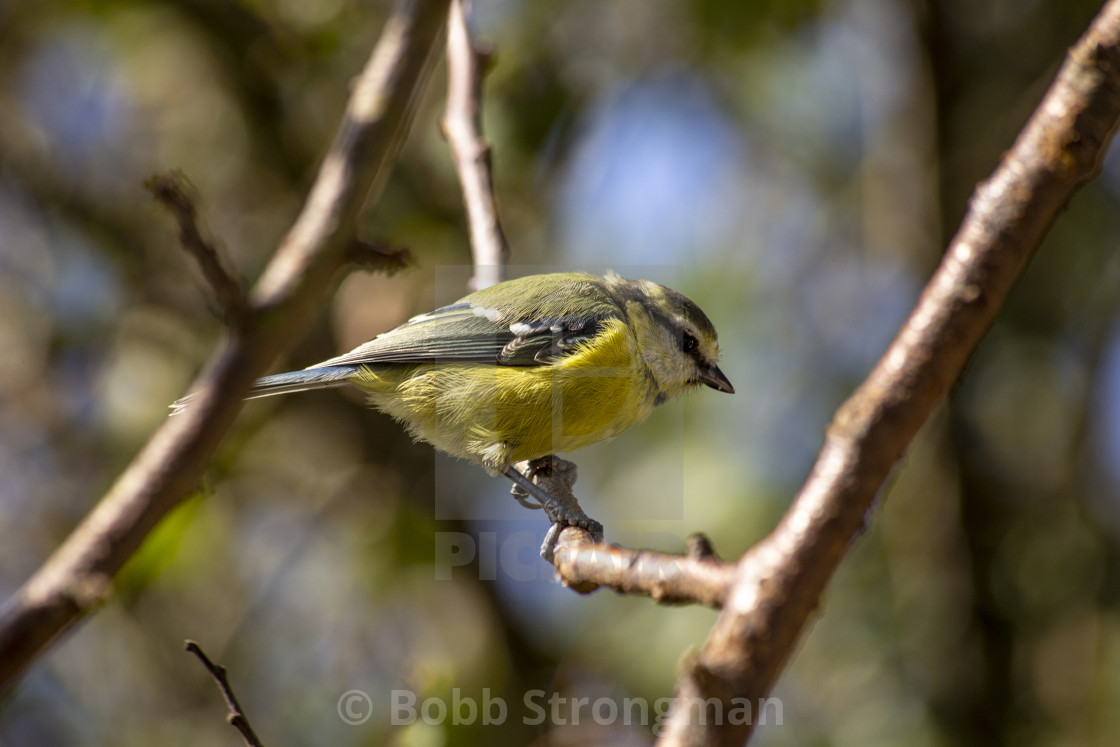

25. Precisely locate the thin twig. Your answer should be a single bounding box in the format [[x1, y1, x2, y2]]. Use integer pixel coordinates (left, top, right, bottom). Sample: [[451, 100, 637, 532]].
[[658, 2, 1120, 744], [145, 171, 248, 325], [346, 238, 415, 274], [0, 0, 451, 696], [441, 0, 507, 290], [185, 641, 265, 747]]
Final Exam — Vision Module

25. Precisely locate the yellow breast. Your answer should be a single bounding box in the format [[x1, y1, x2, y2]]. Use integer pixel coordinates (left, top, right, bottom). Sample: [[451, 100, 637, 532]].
[[351, 318, 658, 474]]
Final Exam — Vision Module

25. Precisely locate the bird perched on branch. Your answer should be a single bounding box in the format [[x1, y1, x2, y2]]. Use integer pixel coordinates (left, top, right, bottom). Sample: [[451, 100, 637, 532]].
[[174, 271, 733, 534]]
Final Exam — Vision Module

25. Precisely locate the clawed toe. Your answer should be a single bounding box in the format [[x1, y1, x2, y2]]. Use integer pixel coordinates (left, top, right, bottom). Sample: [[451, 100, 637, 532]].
[[503, 462, 602, 559]]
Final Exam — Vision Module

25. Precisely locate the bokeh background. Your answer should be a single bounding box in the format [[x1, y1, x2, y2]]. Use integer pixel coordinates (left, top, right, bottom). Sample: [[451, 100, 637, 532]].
[[2, 0, 1120, 744]]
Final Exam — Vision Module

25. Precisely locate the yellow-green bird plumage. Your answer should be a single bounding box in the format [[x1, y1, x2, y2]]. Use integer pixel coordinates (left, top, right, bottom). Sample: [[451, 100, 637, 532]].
[[353, 315, 644, 474], [183, 271, 733, 477]]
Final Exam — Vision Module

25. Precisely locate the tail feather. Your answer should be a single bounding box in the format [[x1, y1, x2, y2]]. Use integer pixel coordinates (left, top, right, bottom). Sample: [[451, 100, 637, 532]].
[[244, 365, 358, 399], [170, 365, 357, 415]]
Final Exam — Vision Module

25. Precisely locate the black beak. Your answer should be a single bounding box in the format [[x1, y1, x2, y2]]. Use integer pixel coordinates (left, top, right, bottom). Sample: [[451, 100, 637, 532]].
[[699, 365, 735, 394]]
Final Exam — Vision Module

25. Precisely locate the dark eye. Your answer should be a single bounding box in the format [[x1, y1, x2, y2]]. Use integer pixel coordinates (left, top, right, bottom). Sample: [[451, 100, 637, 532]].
[[682, 332, 699, 354]]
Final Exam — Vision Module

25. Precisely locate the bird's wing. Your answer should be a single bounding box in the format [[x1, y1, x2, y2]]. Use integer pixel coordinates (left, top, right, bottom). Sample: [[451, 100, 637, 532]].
[[311, 278, 623, 369]]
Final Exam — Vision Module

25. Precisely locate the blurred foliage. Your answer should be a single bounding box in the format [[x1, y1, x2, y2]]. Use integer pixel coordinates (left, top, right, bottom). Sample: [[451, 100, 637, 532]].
[[2, 0, 1120, 745]]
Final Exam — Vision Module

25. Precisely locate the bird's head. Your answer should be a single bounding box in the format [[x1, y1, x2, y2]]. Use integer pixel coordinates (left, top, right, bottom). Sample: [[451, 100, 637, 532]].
[[603, 272, 734, 402]]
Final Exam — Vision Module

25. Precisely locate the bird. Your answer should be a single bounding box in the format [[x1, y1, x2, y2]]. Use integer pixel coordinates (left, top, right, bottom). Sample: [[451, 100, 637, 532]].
[[174, 271, 732, 533]]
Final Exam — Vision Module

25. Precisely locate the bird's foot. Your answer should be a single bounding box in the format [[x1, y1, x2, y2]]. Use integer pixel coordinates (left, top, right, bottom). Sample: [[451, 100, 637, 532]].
[[526, 455, 579, 487], [503, 458, 603, 561], [509, 456, 579, 509]]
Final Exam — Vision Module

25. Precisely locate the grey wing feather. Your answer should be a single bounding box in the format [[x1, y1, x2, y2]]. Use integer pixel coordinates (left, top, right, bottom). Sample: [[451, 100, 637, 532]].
[[310, 303, 514, 367], [311, 298, 617, 369]]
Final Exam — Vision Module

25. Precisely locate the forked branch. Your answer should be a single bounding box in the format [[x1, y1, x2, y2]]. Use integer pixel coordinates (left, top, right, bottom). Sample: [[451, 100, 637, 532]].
[[659, 2, 1120, 744], [0, 0, 451, 696]]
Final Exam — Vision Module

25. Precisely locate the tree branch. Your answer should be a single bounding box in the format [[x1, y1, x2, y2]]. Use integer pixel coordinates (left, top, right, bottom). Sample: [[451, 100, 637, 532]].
[[185, 641, 265, 747], [345, 237, 415, 273], [521, 463, 736, 606], [440, 0, 508, 289], [553, 530, 735, 607], [145, 171, 248, 324], [0, 0, 450, 697], [658, 2, 1120, 744]]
